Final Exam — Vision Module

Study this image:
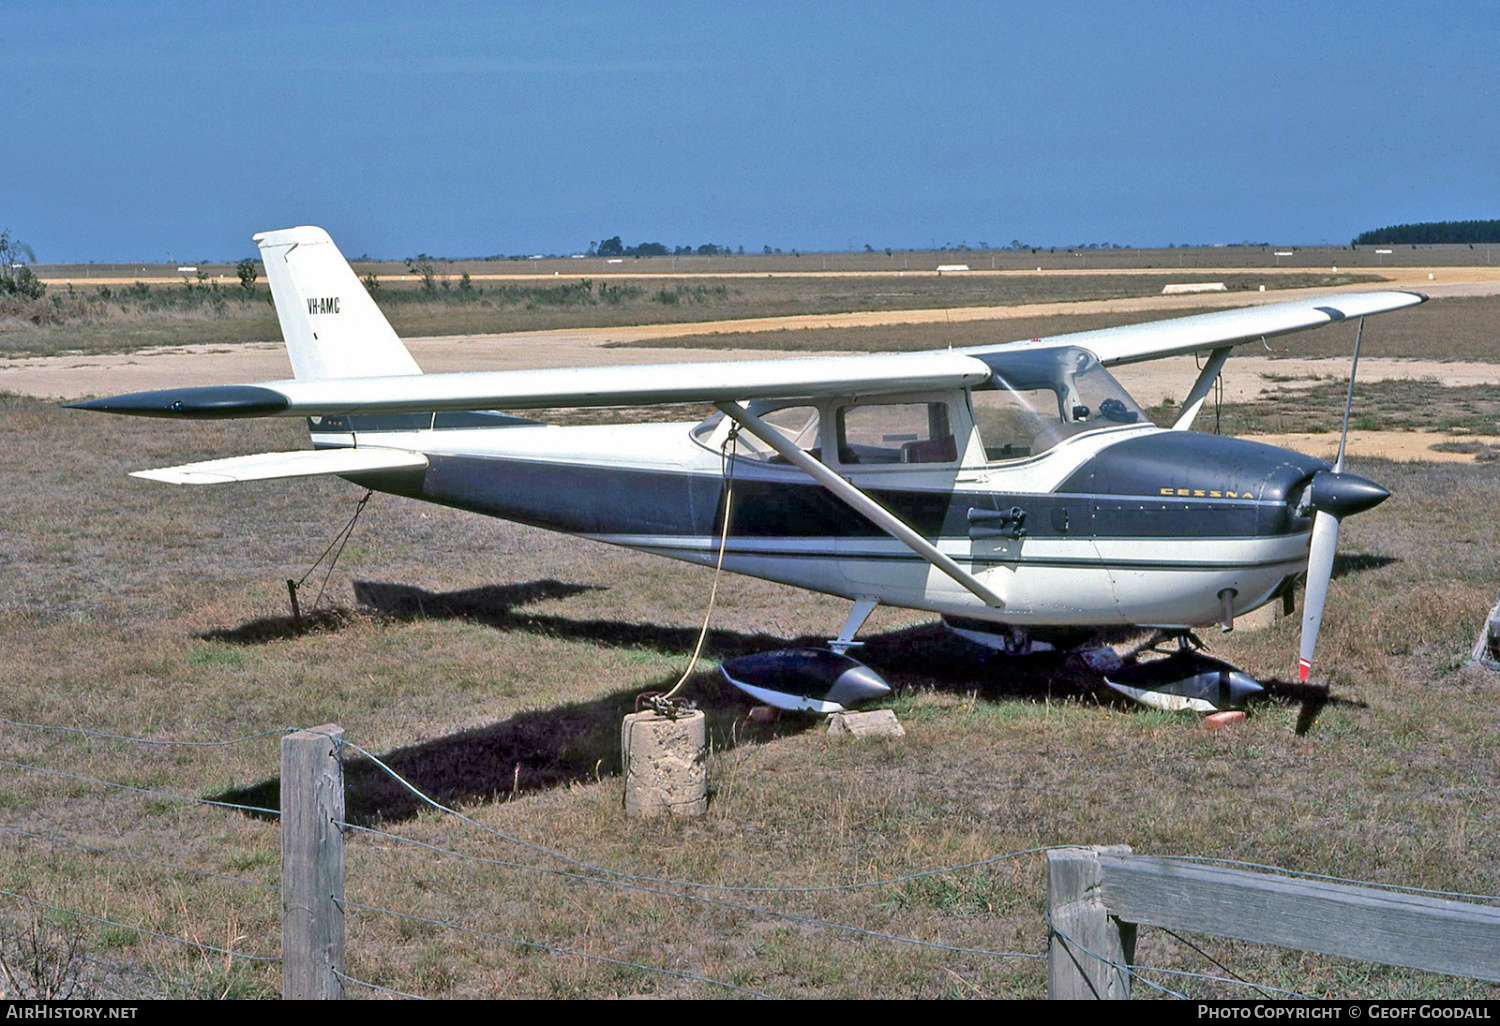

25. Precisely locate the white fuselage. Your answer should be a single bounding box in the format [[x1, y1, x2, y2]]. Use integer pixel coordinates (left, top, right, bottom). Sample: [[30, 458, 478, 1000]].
[[323, 384, 1320, 631]]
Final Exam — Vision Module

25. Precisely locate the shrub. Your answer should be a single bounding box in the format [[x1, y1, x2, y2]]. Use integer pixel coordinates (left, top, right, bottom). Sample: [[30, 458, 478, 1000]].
[[0, 229, 45, 300]]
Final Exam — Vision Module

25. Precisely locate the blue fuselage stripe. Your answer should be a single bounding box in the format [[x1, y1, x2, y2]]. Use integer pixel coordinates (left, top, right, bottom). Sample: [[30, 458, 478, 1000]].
[[344, 451, 1310, 545]]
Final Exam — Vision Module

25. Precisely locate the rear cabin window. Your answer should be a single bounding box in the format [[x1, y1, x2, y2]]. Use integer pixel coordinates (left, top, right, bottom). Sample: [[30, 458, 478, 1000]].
[[836, 402, 956, 465], [733, 405, 822, 463]]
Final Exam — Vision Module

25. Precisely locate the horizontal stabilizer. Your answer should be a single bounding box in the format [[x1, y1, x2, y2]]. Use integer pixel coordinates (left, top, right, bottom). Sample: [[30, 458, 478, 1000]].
[[131, 447, 428, 485]]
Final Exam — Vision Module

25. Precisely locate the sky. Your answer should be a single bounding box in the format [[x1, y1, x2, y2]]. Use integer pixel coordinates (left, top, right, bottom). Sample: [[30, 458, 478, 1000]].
[[5, 1, 1498, 262]]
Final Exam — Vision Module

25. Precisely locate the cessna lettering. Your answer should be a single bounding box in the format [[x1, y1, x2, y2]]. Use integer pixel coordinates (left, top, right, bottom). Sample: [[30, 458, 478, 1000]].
[[1160, 487, 1251, 499]]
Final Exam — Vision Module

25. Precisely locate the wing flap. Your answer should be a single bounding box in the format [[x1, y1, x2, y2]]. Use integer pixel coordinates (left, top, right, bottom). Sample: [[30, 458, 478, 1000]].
[[131, 447, 428, 485]]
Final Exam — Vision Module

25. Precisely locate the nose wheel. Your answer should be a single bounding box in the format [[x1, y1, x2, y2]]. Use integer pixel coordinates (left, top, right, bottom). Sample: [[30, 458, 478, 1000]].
[[1126, 629, 1206, 660]]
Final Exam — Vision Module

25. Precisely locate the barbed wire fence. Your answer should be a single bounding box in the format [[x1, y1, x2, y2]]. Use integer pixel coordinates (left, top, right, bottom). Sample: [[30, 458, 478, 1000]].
[[0, 716, 292, 998], [0, 714, 1495, 1000]]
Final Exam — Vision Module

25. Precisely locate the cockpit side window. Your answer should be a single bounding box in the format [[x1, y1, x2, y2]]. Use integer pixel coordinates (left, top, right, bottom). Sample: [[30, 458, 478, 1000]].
[[970, 387, 1055, 462], [835, 402, 956, 465]]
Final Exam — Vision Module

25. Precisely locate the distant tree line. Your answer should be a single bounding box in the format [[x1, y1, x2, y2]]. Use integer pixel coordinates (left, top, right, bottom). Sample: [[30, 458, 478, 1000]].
[[1353, 220, 1500, 245], [592, 236, 739, 258]]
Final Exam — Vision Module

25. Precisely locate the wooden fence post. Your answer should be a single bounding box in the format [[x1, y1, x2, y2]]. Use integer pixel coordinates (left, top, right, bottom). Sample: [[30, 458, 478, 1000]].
[[281, 724, 345, 1000], [1047, 845, 1136, 999]]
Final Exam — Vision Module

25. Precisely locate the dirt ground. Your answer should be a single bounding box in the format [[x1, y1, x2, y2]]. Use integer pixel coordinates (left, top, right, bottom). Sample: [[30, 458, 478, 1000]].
[[6, 274, 1498, 401], [1239, 429, 1500, 463]]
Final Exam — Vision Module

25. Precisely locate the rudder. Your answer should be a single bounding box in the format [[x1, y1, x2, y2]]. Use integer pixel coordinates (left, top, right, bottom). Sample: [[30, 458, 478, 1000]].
[[253, 226, 422, 380]]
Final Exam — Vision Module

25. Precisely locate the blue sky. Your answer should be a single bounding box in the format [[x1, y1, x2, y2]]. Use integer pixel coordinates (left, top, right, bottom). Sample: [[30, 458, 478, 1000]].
[[6, 1, 1497, 261]]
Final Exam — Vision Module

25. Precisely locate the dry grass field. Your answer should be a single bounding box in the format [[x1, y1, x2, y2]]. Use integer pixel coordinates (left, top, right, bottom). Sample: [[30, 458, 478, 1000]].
[[1, 378, 1497, 998], [621, 293, 1500, 364], [0, 268, 1496, 998], [0, 271, 1384, 359]]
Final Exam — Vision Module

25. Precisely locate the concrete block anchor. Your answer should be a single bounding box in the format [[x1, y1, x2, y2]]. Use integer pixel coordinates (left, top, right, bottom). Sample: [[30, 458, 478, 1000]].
[[621, 709, 708, 818], [1470, 590, 1500, 670], [826, 709, 905, 738]]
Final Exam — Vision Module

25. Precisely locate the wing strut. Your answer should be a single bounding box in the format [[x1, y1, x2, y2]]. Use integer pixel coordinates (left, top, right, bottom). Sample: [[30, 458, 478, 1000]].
[[715, 402, 1005, 609], [1171, 346, 1233, 431]]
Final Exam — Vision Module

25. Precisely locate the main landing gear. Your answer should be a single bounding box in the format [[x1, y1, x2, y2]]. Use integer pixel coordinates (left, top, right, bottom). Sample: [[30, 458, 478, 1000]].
[[719, 596, 891, 714], [719, 602, 1267, 716]]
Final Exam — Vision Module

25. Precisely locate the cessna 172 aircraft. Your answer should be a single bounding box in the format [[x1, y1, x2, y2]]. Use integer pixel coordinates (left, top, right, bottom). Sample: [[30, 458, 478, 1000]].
[[71, 227, 1420, 713]]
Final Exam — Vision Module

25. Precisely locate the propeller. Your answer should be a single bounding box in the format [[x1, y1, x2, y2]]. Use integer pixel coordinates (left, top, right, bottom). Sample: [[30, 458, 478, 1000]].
[[1295, 317, 1389, 682]]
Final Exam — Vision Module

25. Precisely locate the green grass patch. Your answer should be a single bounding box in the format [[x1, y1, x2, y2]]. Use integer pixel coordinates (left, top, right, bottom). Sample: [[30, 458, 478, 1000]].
[[186, 645, 246, 669]]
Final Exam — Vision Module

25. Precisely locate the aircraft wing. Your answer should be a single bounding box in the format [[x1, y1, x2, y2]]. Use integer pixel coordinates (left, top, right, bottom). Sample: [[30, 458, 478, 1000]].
[[132, 447, 428, 484], [70, 350, 995, 419], [70, 291, 1424, 420], [991, 290, 1426, 366]]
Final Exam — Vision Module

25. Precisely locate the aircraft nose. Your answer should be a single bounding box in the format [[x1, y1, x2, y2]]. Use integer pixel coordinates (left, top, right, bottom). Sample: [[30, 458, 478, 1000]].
[[1298, 469, 1390, 519]]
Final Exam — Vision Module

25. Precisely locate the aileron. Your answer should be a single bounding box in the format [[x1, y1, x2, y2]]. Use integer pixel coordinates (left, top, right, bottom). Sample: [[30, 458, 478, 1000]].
[[995, 290, 1426, 366]]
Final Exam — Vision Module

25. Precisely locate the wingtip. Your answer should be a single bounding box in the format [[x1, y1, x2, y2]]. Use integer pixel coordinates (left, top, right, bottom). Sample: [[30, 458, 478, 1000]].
[[63, 385, 290, 419]]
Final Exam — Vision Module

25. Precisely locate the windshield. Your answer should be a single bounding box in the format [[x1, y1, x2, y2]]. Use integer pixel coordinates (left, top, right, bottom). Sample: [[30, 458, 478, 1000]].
[[971, 347, 1144, 461]]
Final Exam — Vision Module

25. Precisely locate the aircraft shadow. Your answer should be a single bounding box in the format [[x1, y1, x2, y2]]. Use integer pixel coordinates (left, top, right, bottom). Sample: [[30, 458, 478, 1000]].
[[858, 623, 1120, 702], [210, 666, 816, 826], [352, 579, 607, 617], [352, 579, 827, 658], [200, 607, 360, 645], [1332, 552, 1398, 580], [862, 624, 1361, 734], [206, 581, 1113, 823], [205, 579, 1357, 819], [200, 579, 607, 645], [1257, 680, 1368, 736], [354, 580, 1131, 700]]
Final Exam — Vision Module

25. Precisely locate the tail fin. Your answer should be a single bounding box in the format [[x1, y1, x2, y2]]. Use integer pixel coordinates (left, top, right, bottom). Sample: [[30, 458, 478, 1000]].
[[253, 226, 422, 380]]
